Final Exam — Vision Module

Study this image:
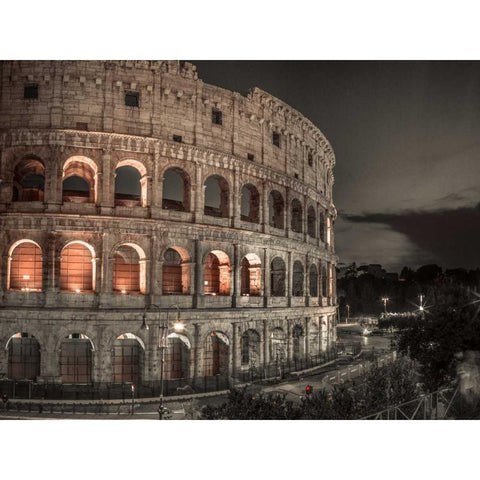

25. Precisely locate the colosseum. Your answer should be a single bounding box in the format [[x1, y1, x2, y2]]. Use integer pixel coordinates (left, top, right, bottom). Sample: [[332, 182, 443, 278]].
[[0, 60, 338, 399]]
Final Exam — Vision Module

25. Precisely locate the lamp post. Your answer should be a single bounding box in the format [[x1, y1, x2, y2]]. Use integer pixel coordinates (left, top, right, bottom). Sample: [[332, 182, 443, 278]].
[[381, 297, 389, 314], [142, 303, 184, 420], [346, 304, 350, 323]]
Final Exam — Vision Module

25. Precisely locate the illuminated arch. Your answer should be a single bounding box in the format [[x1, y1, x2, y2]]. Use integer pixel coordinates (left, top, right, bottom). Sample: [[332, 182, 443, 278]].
[[60, 241, 96, 293], [204, 331, 230, 377], [164, 332, 191, 380], [7, 239, 43, 292], [62, 155, 98, 203], [112, 333, 145, 384], [240, 253, 262, 296], [112, 243, 146, 294], [13, 156, 45, 202], [204, 250, 231, 296], [114, 159, 148, 207], [163, 246, 191, 295]]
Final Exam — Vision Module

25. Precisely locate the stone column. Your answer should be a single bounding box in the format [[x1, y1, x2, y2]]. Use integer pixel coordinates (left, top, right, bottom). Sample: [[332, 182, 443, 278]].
[[232, 167, 240, 228], [263, 319, 269, 370], [232, 243, 239, 307], [286, 317, 291, 364], [100, 150, 114, 210], [193, 161, 203, 223], [192, 323, 201, 388], [193, 239, 203, 308], [262, 180, 269, 233], [305, 253, 310, 306], [263, 247, 270, 307], [305, 317, 310, 359], [285, 186, 291, 238], [287, 251, 292, 307], [230, 322, 237, 384]]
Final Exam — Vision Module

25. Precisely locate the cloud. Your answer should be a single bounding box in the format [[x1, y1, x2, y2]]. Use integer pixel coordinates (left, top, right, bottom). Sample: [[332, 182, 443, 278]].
[[341, 203, 480, 270]]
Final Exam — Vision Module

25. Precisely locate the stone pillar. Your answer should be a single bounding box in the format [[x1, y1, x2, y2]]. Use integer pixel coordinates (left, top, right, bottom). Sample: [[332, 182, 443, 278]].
[[263, 247, 270, 307], [263, 319, 269, 370], [230, 322, 237, 383], [193, 239, 203, 308], [101, 231, 112, 294], [286, 317, 291, 364], [287, 251, 292, 307], [193, 161, 203, 223], [232, 243, 240, 307], [303, 194, 308, 242], [100, 150, 114, 209], [232, 167, 240, 228], [262, 180, 269, 233], [192, 323, 201, 387], [305, 317, 310, 359], [305, 253, 310, 303], [285, 186, 291, 238]]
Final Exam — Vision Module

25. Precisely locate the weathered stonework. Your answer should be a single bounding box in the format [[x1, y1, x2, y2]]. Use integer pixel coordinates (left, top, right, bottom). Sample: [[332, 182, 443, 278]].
[[0, 61, 338, 395]]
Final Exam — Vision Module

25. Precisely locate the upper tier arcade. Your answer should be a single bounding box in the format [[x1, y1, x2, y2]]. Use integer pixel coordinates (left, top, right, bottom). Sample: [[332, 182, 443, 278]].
[[0, 60, 335, 198]]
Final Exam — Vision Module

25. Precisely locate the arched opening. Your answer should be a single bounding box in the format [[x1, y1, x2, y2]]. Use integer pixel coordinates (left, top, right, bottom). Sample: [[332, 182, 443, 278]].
[[240, 184, 260, 223], [113, 245, 144, 294], [268, 190, 284, 229], [164, 333, 191, 380], [309, 322, 320, 356], [240, 254, 261, 296], [204, 250, 231, 296], [241, 329, 261, 366], [204, 175, 229, 218], [7, 332, 40, 380], [293, 260, 304, 296], [270, 257, 286, 297], [162, 167, 190, 212], [60, 333, 93, 384], [309, 264, 318, 297], [291, 198, 303, 233], [13, 157, 45, 202], [62, 156, 97, 203], [321, 264, 328, 297], [163, 247, 191, 295], [8, 240, 42, 292], [60, 242, 95, 293], [204, 331, 229, 377], [114, 165, 142, 207], [292, 325, 304, 361], [307, 206, 316, 238], [270, 327, 286, 364], [112, 333, 145, 384], [319, 211, 326, 243]]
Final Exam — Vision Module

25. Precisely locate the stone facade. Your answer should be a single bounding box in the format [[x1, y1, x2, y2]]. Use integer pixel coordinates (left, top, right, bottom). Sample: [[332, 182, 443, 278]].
[[0, 60, 338, 394]]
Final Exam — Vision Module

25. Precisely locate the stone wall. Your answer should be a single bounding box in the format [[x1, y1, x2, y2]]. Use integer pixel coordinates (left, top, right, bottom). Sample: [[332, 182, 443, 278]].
[[0, 61, 338, 392]]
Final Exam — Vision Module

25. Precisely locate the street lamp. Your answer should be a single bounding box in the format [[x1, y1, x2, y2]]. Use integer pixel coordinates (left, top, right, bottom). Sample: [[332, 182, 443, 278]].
[[142, 303, 185, 419], [381, 297, 389, 314], [346, 304, 350, 323]]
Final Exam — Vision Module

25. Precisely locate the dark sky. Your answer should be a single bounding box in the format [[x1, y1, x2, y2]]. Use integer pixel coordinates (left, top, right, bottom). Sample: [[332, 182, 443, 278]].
[[193, 61, 480, 272]]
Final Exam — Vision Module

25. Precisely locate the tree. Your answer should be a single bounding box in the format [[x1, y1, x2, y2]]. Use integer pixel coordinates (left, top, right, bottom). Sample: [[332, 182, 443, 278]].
[[395, 283, 480, 392]]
